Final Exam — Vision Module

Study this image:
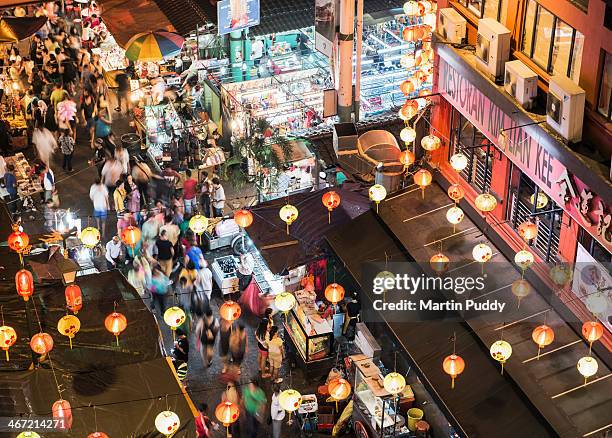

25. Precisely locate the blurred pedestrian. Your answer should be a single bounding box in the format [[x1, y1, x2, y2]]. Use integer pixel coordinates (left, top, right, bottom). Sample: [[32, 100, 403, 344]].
[[229, 322, 247, 375], [195, 307, 218, 368], [267, 326, 284, 383]]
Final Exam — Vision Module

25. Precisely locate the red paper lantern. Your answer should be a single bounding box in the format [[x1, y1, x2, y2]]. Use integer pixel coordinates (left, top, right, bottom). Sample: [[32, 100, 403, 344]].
[[532, 324, 554, 358], [582, 321, 604, 352], [399, 100, 419, 120], [52, 399, 73, 430], [87, 433, 110, 438], [219, 301, 241, 322], [65, 285, 83, 314], [30, 332, 54, 355], [234, 210, 254, 228], [322, 191, 341, 223], [400, 79, 415, 95], [447, 184, 465, 203], [121, 226, 141, 247], [442, 354, 465, 389], [215, 401, 240, 427], [8, 227, 29, 253], [105, 312, 128, 345], [518, 221, 538, 241], [325, 283, 345, 305], [15, 269, 34, 301], [399, 150, 415, 167]]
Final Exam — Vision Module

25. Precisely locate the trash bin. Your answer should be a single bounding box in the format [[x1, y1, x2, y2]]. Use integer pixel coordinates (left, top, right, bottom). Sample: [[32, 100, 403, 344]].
[[121, 133, 142, 153], [407, 408, 424, 432]]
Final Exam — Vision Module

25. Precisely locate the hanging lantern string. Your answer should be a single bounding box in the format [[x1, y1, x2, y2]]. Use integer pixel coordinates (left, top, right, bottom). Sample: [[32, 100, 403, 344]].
[[31, 299, 44, 333], [452, 331, 456, 355], [10, 377, 268, 417], [0, 305, 4, 326], [30, 296, 64, 398]]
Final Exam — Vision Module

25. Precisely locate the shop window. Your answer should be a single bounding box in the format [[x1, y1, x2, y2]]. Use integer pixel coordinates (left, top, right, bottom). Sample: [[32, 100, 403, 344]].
[[457, 0, 507, 22], [597, 51, 612, 121], [579, 228, 612, 265], [450, 111, 493, 192], [521, 0, 583, 82], [507, 167, 562, 263]]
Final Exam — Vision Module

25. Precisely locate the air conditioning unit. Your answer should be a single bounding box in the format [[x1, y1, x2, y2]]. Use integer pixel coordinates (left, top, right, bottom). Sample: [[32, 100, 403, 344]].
[[546, 75, 585, 143], [504, 60, 538, 110], [438, 8, 466, 44], [475, 18, 511, 81]]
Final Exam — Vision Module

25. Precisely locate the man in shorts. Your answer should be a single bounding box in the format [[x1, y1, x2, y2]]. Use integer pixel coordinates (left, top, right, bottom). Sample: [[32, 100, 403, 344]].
[[267, 326, 284, 383]]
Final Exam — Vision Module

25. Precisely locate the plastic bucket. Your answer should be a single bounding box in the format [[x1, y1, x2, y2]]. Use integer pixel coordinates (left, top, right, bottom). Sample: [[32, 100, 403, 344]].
[[121, 133, 142, 152], [407, 408, 424, 431]]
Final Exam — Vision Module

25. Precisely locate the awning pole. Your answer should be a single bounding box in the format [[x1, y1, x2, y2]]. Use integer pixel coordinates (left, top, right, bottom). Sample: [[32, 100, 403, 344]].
[[354, 0, 363, 121]]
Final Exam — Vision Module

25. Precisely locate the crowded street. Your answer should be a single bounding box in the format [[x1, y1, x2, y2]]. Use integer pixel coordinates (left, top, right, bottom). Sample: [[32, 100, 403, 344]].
[[0, 0, 610, 437]]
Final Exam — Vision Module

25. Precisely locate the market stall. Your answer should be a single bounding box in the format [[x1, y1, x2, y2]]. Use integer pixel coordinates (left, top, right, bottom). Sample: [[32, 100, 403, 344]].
[[256, 139, 316, 201], [221, 68, 328, 136], [284, 288, 335, 375], [0, 152, 42, 205]]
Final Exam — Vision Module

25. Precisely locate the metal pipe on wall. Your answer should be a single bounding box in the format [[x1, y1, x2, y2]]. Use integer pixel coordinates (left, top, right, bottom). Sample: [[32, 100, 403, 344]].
[[338, 0, 355, 122]]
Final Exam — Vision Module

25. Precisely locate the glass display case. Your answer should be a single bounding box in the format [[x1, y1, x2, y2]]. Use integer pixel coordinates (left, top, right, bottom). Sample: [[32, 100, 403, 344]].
[[284, 307, 333, 363], [353, 358, 408, 437]]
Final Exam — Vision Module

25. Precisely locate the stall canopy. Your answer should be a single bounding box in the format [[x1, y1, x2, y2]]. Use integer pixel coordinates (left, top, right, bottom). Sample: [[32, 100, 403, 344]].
[[0, 16, 47, 42], [0, 0, 40, 7], [0, 198, 196, 437], [97, 0, 178, 47], [247, 184, 371, 273]]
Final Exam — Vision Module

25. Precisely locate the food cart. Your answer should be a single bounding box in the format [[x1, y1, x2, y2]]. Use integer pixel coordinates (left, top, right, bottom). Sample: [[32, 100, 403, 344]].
[[351, 356, 410, 438], [0, 153, 42, 211], [284, 288, 335, 377]]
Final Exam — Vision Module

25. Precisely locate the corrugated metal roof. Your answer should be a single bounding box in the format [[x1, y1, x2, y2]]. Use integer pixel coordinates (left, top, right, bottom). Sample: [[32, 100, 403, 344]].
[[154, 0, 209, 35]]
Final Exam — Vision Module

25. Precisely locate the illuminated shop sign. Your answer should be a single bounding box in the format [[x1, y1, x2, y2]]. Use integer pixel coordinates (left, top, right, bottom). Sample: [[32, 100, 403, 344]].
[[437, 57, 611, 253]]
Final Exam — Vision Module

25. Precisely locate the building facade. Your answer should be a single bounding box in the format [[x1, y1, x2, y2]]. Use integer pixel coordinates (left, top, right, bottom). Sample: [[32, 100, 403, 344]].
[[430, 0, 611, 348]]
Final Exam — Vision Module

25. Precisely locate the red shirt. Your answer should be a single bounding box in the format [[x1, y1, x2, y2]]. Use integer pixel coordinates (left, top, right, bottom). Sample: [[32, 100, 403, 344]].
[[183, 178, 197, 200]]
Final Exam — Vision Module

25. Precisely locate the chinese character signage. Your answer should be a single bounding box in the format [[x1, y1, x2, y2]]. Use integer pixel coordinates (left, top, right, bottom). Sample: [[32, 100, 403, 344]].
[[437, 55, 612, 253], [217, 0, 260, 36]]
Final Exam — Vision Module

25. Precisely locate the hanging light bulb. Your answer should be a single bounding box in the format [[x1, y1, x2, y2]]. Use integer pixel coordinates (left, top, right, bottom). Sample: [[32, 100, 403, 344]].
[[449, 153, 468, 172]]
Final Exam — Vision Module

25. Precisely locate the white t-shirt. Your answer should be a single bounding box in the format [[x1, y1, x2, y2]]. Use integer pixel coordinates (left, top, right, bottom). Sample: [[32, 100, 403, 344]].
[[270, 392, 286, 421], [105, 239, 122, 263], [212, 184, 225, 209], [89, 184, 109, 211]]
